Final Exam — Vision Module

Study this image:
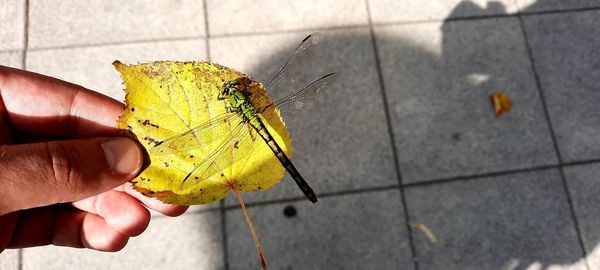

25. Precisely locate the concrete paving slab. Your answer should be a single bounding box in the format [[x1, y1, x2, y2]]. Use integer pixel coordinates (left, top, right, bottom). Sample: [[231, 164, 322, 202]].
[[517, 0, 600, 12], [405, 169, 585, 269], [28, 0, 205, 49], [26, 39, 206, 103], [564, 162, 600, 267], [0, 249, 18, 270], [375, 18, 557, 183], [523, 10, 600, 162], [226, 189, 414, 269], [0, 0, 24, 51], [368, 0, 518, 24], [206, 0, 368, 35], [0, 51, 23, 69], [22, 210, 224, 270], [210, 29, 398, 205]]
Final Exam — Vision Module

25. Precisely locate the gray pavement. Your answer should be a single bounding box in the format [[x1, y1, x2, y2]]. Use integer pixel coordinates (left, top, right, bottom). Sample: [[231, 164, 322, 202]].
[[1, 0, 600, 269]]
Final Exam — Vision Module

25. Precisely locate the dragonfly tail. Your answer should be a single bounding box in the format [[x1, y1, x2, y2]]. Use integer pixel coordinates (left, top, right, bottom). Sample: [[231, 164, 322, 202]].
[[254, 118, 318, 203]]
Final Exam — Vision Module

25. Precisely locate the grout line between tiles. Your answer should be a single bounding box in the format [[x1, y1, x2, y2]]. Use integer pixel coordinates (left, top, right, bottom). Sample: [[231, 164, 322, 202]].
[[557, 166, 590, 270], [219, 200, 229, 270], [209, 24, 370, 38], [564, 158, 600, 167], [200, 5, 600, 38], [0, 49, 22, 55], [14, 5, 600, 56], [362, 2, 420, 269], [219, 158, 600, 211], [203, 0, 211, 61], [223, 185, 400, 211], [372, 5, 600, 27], [18, 248, 23, 270], [21, 0, 29, 70], [25, 36, 206, 53], [518, 5, 600, 16], [516, 12, 589, 269], [403, 164, 558, 188], [408, 159, 600, 189]]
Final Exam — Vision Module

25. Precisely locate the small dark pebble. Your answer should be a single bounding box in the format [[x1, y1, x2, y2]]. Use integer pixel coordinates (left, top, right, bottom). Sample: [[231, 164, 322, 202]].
[[283, 205, 297, 218], [452, 132, 461, 141]]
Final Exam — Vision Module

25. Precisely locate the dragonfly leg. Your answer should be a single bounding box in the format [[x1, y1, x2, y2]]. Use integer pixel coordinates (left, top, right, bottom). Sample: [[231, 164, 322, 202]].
[[247, 124, 257, 142]]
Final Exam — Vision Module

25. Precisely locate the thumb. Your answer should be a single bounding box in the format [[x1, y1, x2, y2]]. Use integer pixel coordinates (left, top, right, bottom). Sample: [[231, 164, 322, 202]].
[[0, 137, 143, 215]]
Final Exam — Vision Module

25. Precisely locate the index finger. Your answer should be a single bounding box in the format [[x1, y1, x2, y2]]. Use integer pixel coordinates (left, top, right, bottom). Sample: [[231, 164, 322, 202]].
[[0, 65, 123, 137]]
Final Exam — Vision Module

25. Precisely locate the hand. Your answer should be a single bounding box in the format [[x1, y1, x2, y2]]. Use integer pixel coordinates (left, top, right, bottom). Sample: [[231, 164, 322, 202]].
[[0, 66, 188, 252]]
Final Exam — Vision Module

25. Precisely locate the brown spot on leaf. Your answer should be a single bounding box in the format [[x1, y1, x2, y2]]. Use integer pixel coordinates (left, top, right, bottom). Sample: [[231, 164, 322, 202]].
[[142, 120, 159, 128], [143, 136, 156, 143]]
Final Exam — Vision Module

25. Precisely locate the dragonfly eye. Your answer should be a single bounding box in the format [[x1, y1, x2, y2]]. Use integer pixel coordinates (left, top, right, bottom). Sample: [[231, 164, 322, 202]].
[[236, 77, 253, 91], [229, 79, 240, 86]]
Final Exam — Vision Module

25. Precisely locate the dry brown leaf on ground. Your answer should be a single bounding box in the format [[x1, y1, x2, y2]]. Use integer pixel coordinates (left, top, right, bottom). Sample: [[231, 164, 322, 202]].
[[491, 92, 512, 116], [409, 223, 438, 244]]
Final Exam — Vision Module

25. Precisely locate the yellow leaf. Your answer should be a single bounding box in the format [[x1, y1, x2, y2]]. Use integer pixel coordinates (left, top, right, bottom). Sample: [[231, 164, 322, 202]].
[[113, 33, 335, 269], [114, 60, 292, 205]]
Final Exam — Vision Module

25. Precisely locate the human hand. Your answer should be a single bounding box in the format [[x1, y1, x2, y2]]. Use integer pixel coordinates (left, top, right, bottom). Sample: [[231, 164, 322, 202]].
[[0, 66, 188, 252]]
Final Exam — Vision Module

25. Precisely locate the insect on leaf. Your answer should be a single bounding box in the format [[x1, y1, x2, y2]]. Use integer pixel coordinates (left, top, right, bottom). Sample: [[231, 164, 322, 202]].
[[114, 61, 292, 205], [113, 32, 335, 270]]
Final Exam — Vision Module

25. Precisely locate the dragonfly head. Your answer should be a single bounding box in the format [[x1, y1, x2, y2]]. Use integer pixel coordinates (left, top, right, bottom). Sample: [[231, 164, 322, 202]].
[[219, 77, 252, 100]]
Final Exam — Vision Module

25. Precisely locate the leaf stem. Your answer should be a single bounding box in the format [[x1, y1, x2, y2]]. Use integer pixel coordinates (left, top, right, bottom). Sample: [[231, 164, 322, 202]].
[[233, 188, 267, 269]]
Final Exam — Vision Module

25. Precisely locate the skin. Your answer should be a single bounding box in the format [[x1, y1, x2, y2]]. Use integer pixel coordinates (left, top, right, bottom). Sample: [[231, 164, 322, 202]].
[[0, 66, 188, 253]]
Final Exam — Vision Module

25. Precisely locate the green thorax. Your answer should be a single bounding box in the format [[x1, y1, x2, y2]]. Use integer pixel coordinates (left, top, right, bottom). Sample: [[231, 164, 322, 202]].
[[228, 89, 263, 131]]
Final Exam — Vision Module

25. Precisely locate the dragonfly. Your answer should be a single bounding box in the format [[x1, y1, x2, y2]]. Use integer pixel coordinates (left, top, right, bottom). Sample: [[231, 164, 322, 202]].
[[149, 33, 337, 203]]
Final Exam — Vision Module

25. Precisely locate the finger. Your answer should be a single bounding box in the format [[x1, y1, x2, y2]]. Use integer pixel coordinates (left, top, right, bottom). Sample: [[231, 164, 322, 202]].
[[117, 184, 189, 217], [8, 206, 129, 251], [78, 210, 129, 251], [71, 190, 150, 236], [0, 94, 13, 144], [0, 137, 142, 215], [0, 66, 123, 137]]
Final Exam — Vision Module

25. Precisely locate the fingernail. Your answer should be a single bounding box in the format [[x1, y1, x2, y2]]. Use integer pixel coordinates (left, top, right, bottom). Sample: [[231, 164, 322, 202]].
[[101, 138, 142, 176]]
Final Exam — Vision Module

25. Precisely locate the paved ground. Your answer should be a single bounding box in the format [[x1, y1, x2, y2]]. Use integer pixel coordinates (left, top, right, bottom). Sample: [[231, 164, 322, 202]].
[[1, 0, 600, 269]]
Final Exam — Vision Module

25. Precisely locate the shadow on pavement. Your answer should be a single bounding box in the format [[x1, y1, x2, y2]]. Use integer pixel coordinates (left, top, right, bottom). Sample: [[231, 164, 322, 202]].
[[219, 0, 598, 269]]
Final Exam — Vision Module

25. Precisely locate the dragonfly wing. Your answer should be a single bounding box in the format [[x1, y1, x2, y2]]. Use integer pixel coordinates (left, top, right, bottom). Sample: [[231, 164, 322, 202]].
[[261, 33, 322, 103], [149, 112, 240, 156], [178, 120, 259, 190], [260, 73, 338, 123]]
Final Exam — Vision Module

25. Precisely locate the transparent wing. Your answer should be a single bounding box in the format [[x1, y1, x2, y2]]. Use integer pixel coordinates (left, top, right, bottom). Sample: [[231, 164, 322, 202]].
[[261, 32, 322, 103], [149, 112, 241, 156], [258, 73, 338, 122], [179, 121, 259, 190]]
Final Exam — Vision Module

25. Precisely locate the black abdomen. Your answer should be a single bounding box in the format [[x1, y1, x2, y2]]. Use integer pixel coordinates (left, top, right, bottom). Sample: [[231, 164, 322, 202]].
[[253, 118, 317, 203]]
